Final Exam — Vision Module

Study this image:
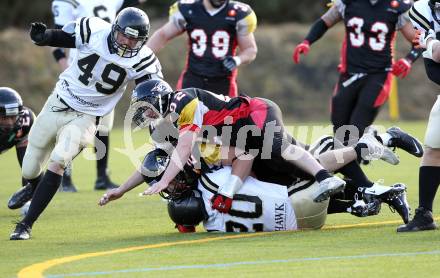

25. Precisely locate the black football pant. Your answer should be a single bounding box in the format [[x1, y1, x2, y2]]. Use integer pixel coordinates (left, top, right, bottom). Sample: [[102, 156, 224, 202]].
[[331, 72, 392, 145], [176, 70, 238, 97]]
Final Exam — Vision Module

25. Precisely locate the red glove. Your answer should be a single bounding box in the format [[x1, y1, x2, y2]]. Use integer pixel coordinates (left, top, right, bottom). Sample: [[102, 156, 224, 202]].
[[176, 224, 195, 233], [211, 193, 233, 213], [392, 58, 412, 79], [292, 40, 310, 64]]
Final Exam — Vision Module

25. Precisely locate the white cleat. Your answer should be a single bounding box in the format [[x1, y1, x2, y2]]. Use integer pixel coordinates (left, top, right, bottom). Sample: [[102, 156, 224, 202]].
[[358, 133, 399, 165], [313, 176, 346, 202]]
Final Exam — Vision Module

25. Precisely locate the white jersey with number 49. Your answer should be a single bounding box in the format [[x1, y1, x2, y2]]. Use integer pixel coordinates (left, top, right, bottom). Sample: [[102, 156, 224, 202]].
[[198, 167, 297, 232], [55, 17, 162, 116]]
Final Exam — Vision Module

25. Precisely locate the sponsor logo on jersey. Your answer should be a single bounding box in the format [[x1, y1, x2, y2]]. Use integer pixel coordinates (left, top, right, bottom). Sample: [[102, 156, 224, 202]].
[[228, 9, 237, 17], [391, 0, 399, 8], [274, 203, 287, 231]]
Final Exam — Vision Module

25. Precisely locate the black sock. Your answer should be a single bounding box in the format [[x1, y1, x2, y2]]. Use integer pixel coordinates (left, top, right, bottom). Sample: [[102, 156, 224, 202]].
[[315, 169, 332, 183], [22, 170, 62, 227], [27, 174, 42, 189], [419, 166, 440, 211], [328, 198, 355, 214], [337, 161, 373, 188], [96, 133, 109, 177], [354, 143, 368, 163]]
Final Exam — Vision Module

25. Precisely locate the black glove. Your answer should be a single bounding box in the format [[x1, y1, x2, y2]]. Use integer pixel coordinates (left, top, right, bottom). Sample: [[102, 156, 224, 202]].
[[30, 22, 49, 46], [222, 56, 239, 73]]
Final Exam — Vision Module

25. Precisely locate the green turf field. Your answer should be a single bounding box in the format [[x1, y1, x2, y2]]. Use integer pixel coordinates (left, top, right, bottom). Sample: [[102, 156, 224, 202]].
[[1, 121, 439, 278]]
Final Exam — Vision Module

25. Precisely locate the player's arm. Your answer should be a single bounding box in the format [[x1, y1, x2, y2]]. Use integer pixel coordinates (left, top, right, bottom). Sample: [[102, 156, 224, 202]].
[[415, 29, 440, 63], [146, 21, 184, 54], [99, 170, 145, 206], [29, 22, 76, 48], [143, 130, 198, 195], [51, 0, 76, 70], [292, 4, 342, 64]]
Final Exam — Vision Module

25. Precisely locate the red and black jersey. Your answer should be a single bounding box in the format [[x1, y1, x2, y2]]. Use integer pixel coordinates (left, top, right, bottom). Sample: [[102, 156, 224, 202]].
[[169, 0, 257, 77], [0, 107, 35, 154], [169, 88, 251, 133], [337, 0, 412, 73]]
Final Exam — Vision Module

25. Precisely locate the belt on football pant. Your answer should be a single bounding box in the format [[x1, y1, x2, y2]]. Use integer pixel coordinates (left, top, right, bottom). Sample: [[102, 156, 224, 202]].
[[56, 94, 101, 125]]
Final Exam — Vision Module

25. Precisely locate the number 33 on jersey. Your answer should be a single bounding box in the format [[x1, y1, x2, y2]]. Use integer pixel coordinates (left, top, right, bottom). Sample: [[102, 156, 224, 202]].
[[56, 17, 163, 116]]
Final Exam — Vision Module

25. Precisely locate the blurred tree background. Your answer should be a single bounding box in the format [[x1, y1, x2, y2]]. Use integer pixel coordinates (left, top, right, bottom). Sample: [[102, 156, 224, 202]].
[[0, 0, 437, 125]]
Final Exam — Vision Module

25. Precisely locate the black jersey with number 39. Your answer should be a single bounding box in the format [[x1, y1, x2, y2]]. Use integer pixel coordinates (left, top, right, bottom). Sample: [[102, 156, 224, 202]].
[[170, 0, 256, 77], [338, 0, 412, 73]]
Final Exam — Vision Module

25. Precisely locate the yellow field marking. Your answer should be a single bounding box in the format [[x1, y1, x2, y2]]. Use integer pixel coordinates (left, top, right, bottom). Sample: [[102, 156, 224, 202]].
[[18, 217, 440, 278]]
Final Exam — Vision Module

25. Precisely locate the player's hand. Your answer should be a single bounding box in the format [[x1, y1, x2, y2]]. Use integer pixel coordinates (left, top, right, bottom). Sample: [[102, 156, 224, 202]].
[[222, 56, 240, 73], [413, 29, 436, 49], [141, 180, 169, 195], [392, 58, 412, 79], [98, 188, 124, 206], [292, 40, 310, 64], [211, 193, 233, 213], [30, 22, 48, 46]]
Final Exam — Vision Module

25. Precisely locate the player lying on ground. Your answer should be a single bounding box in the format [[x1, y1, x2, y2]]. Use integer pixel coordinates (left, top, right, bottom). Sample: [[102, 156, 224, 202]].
[[0, 87, 37, 211], [99, 133, 410, 232]]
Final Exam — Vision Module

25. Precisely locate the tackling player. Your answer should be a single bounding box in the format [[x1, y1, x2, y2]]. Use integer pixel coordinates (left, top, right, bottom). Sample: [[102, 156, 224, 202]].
[[146, 0, 258, 97], [51, 0, 147, 192], [398, 0, 440, 232], [9, 7, 163, 240], [0, 88, 38, 210]]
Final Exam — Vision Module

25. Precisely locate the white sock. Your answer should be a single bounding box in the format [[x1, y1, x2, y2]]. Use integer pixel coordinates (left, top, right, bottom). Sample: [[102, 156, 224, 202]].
[[379, 133, 393, 146]]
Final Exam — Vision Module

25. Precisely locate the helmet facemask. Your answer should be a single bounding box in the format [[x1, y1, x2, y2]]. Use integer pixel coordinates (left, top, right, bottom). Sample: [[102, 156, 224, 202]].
[[430, 0, 440, 10], [132, 94, 171, 129], [111, 25, 148, 58]]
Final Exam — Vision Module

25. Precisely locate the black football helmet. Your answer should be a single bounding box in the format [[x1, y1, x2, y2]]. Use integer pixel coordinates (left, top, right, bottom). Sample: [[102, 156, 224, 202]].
[[0, 87, 24, 136], [141, 148, 200, 200], [430, 0, 440, 10], [209, 0, 229, 8], [131, 79, 174, 128], [168, 190, 207, 226], [111, 7, 150, 58]]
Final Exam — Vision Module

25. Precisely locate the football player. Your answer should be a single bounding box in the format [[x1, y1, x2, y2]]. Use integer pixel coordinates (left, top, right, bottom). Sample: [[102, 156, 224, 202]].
[[51, 0, 147, 192], [99, 136, 410, 232], [397, 0, 440, 232], [146, 0, 258, 97], [0, 88, 39, 210], [9, 7, 163, 240], [293, 0, 420, 147]]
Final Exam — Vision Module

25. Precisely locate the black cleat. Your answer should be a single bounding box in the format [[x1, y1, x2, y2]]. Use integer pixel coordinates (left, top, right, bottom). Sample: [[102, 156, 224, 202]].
[[10, 222, 32, 240], [59, 173, 77, 192], [349, 198, 381, 217], [387, 126, 424, 157], [397, 207, 438, 232], [8, 183, 35, 209], [362, 183, 410, 223], [94, 175, 119, 190]]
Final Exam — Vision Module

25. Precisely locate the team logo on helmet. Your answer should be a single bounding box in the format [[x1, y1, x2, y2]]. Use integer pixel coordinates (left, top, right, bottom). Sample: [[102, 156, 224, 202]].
[[151, 82, 173, 94]]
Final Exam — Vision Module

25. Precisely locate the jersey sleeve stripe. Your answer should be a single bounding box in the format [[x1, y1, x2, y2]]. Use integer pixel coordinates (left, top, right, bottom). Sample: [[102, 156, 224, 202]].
[[409, 7, 430, 31], [135, 57, 158, 72], [85, 18, 91, 43], [79, 17, 85, 44], [53, 0, 79, 8], [133, 53, 154, 69], [287, 180, 316, 197], [200, 173, 219, 194]]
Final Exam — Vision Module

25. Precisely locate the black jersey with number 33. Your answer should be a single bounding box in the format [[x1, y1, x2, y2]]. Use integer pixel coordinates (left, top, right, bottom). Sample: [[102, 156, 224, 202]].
[[339, 0, 411, 73]]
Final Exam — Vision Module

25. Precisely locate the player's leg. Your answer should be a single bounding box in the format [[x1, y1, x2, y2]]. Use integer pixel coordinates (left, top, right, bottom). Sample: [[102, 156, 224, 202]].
[[289, 181, 329, 229], [331, 73, 363, 144], [398, 97, 440, 232], [10, 109, 98, 240], [94, 110, 118, 190]]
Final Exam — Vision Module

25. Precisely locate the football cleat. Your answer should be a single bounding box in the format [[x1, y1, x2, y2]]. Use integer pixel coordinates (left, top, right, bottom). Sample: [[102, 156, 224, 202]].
[[397, 207, 438, 232], [362, 182, 410, 223], [358, 133, 400, 165], [387, 126, 424, 158], [10, 222, 32, 240], [59, 173, 77, 192], [348, 198, 381, 217], [8, 183, 35, 209], [95, 175, 119, 190], [313, 176, 346, 202]]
